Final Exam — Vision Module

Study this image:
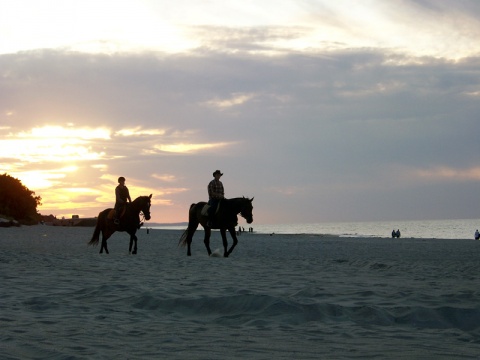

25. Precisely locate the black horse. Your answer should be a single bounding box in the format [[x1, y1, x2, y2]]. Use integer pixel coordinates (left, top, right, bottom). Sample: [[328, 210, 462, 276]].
[[88, 194, 152, 254], [179, 197, 254, 257]]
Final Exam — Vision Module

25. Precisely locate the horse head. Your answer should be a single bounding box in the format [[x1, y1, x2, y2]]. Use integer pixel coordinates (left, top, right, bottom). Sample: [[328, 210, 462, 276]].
[[240, 196, 254, 224], [133, 194, 152, 221]]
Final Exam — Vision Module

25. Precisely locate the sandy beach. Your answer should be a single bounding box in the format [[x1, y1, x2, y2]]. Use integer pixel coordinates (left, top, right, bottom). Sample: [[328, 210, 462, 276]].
[[1, 225, 479, 359]]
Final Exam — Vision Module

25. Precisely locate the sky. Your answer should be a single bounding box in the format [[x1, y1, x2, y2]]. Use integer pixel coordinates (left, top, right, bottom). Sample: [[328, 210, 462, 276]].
[[1, 0, 480, 225]]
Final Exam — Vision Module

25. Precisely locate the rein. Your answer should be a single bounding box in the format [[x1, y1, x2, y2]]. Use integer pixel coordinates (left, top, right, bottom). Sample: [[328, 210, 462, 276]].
[[130, 196, 151, 225]]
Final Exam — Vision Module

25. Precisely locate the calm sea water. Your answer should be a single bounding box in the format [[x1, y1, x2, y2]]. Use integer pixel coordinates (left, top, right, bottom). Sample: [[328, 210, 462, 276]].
[[151, 218, 480, 240]]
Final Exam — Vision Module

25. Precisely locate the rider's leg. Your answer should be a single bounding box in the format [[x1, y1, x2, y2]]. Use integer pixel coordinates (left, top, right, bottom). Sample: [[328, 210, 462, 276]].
[[114, 203, 121, 224]]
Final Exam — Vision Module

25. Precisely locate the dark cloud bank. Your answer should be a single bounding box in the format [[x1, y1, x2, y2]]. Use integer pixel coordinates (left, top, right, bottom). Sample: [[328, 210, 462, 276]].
[[1, 46, 479, 222]]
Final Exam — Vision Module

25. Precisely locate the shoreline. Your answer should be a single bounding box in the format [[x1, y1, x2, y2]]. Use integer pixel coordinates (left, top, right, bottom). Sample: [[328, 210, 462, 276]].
[[4, 216, 479, 239], [4, 224, 477, 242]]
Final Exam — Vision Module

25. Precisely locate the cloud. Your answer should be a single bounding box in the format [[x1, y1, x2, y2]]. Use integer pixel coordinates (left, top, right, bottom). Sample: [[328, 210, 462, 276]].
[[153, 142, 234, 154], [202, 93, 256, 109], [1, 34, 480, 222], [116, 127, 166, 137], [414, 166, 480, 182], [152, 174, 178, 182]]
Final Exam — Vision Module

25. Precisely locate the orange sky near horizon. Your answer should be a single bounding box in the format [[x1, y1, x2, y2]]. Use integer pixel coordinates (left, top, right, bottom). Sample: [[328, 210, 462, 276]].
[[1, 124, 217, 223]]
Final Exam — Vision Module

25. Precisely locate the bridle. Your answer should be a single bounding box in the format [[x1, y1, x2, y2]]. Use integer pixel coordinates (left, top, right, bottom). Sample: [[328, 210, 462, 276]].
[[239, 198, 253, 222], [133, 197, 151, 223]]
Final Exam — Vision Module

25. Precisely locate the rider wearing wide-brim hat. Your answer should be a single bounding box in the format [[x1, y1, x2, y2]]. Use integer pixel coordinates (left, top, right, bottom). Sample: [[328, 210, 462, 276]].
[[207, 170, 225, 224]]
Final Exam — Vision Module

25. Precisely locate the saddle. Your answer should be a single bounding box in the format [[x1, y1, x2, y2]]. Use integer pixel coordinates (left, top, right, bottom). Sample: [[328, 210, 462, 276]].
[[201, 201, 221, 217], [201, 204, 210, 216], [107, 206, 126, 220]]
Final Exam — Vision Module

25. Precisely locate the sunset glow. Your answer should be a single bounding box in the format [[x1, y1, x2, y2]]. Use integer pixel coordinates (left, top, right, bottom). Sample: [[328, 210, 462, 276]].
[[2, 0, 480, 224], [2, 126, 109, 164]]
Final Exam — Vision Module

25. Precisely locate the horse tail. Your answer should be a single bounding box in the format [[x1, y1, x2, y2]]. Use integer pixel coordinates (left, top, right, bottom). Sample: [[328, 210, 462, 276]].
[[178, 203, 197, 247], [178, 229, 189, 247], [88, 211, 104, 246]]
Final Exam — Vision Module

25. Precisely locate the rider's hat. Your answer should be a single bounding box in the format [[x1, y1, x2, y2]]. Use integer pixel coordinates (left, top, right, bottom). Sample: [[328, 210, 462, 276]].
[[213, 170, 223, 177]]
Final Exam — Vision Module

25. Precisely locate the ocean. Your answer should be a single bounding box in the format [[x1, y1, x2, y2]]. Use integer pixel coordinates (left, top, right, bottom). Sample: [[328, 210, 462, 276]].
[[150, 218, 480, 239]]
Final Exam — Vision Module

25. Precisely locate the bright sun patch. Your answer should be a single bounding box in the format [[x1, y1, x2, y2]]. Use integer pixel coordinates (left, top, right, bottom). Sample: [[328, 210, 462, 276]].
[[2, 125, 110, 163], [17, 125, 110, 140]]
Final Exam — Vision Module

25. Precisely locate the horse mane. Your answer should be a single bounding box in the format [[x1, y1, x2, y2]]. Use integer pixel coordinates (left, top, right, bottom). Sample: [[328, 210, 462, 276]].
[[227, 196, 252, 202]]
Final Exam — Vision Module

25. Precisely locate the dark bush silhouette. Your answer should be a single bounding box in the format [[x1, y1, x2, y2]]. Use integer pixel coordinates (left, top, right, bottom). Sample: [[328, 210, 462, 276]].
[[0, 173, 42, 224]]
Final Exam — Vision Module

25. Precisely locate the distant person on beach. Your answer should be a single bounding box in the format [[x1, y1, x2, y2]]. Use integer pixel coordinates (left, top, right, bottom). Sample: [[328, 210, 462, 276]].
[[114, 176, 132, 225], [396, 229, 401, 238], [207, 170, 225, 225], [475, 229, 479, 240]]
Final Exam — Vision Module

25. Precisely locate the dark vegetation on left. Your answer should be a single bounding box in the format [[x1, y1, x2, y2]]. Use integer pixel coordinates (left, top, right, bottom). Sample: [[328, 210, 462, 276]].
[[0, 173, 42, 226]]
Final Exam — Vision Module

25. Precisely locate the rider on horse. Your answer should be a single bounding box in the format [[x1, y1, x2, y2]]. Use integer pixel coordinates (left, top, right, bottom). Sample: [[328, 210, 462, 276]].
[[114, 176, 132, 224], [207, 170, 224, 226]]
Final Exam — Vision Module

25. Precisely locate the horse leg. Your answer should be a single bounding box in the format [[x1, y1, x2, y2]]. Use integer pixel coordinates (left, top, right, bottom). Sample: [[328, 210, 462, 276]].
[[100, 227, 114, 254], [100, 230, 110, 254], [220, 229, 229, 257], [99, 231, 104, 254], [101, 237, 109, 254], [131, 235, 138, 255], [184, 228, 196, 256], [187, 236, 192, 256], [185, 224, 198, 256], [226, 227, 239, 256], [203, 228, 212, 256]]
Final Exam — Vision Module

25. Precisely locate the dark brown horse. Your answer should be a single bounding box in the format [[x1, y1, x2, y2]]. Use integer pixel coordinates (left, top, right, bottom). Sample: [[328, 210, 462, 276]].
[[88, 194, 152, 254], [179, 197, 254, 257]]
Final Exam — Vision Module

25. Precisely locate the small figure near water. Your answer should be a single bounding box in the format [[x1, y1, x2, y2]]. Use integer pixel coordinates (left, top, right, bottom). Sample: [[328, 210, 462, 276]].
[[475, 229, 479, 240]]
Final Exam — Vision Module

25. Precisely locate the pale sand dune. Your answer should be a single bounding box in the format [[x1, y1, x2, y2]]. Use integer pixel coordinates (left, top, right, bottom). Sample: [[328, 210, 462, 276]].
[[1, 225, 480, 359]]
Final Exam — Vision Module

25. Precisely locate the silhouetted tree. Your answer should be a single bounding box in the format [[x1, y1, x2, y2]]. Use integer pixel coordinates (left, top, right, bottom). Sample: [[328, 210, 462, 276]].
[[0, 173, 42, 224]]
